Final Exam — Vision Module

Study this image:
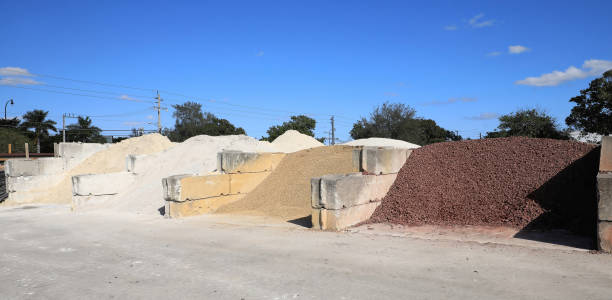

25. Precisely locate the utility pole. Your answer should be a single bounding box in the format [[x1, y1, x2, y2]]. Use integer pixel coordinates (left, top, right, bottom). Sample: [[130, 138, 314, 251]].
[[155, 91, 162, 133], [330, 115, 336, 145], [62, 113, 78, 143], [154, 91, 167, 134]]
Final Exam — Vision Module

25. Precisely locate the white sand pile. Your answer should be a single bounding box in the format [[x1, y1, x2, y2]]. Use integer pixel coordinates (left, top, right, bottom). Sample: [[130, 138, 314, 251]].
[[71, 133, 174, 174], [343, 137, 420, 149], [94, 135, 278, 215], [24, 134, 174, 204], [271, 130, 324, 153]]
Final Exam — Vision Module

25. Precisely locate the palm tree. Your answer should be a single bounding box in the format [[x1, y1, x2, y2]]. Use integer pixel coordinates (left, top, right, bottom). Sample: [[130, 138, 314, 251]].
[[66, 116, 104, 143], [19, 110, 57, 153]]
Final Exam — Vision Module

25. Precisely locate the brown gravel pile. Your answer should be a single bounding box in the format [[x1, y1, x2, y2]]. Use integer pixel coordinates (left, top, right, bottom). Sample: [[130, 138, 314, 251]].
[[368, 137, 599, 234], [216, 145, 356, 220]]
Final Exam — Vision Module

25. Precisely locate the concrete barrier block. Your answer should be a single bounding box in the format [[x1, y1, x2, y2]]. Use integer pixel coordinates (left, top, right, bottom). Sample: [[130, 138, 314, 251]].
[[6, 174, 63, 193], [315, 173, 397, 210], [162, 174, 194, 202], [311, 177, 322, 209], [218, 151, 285, 173], [169, 174, 231, 202], [598, 173, 612, 221], [125, 154, 148, 173], [600, 137, 612, 172], [72, 194, 117, 209], [312, 201, 381, 231], [361, 147, 411, 174], [57, 143, 109, 170], [598, 221, 612, 252], [72, 172, 136, 196], [352, 148, 362, 172], [229, 172, 270, 194], [5, 158, 63, 177], [165, 194, 245, 218]]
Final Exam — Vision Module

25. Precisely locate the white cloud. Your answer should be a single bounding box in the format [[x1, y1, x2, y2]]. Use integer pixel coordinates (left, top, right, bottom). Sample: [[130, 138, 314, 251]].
[[123, 121, 145, 126], [423, 97, 477, 106], [487, 51, 502, 57], [384, 92, 399, 97], [146, 115, 154, 120], [0, 67, 33, 76], [0, 77, 42, 86], [444, 25, 457, 31], [515, 59, 612, 86], [508, 45, 529, 54], [468, 13, 494, 28], [118, 94, 142, 102], [466, 112, 498, 120], [256, 51, 264, 57]]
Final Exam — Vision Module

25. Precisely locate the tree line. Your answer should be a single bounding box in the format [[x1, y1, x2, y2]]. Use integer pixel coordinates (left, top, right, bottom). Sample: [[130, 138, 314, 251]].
[[1, 69, 609, 153]]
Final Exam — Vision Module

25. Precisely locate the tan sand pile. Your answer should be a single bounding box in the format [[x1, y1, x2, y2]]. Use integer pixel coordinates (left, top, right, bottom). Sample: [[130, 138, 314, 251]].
[[216, 145, 356, 220], [343, 137, 420, 149], [271, 130, 324, 153], [29, 134, 174, 204]]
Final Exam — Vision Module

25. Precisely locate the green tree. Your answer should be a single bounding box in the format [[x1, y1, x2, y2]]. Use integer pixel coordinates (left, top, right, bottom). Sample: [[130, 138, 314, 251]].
[[350, 102, 461, 145], [66, 116, 105, 143], [19, 110, 57, 153], [565, 69, 612, 135], [0, 128, 32, 153], [0, 117, 20, 128], [167, 101, 246, 142], [485, 108, 568, 139], [262, 115, 317, 141]]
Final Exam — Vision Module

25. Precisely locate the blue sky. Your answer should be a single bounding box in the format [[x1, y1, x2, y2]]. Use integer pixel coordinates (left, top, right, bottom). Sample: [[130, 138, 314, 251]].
[[1, 0, 611, 141]]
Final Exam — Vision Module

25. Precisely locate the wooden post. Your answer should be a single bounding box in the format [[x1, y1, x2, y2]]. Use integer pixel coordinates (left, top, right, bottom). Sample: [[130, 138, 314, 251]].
[[8, 144, 11, 154], [25, 143, 29, 159]]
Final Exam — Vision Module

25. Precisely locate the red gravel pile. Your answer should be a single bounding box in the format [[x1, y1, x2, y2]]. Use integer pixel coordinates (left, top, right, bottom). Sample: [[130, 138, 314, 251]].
[[368, 137, 599, 234]]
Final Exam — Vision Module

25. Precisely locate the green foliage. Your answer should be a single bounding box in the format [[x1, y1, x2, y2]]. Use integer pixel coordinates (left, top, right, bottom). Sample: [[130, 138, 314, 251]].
[[0, 118, 20, 127], [485, 108, 569, 139], [262, 115, 317, 141], [66, 116, 105, 143], [0, 128, 32, 153], [19, 110, 57, 153], [350, 102, 461, 145], [166, 101, 246, 142], [566, 70, 612, 135]]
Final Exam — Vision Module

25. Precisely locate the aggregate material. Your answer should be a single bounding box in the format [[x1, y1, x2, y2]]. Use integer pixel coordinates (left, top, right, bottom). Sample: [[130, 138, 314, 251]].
[[216, 145, 356, 220], [4, 134, 174, 205], [368, 137, 599, 234], [271, 130, 324, 153], [343, 137, 420, 149]]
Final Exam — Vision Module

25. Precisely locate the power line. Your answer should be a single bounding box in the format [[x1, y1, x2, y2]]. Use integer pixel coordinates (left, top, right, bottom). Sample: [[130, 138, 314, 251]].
[[2, 85, 152, 103]]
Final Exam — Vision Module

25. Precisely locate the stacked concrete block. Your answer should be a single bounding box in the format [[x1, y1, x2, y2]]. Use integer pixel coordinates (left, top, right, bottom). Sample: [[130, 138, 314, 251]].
[[71, 172, 136, 208], [4, 158, 65, 205], [162, 151, 285, 218], [312, 146, 410, 231], [597, 136, 612, 252]]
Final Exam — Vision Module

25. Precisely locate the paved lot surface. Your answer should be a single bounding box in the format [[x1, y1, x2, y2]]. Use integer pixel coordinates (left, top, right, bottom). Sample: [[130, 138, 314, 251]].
[[1, 205, 611, 299]]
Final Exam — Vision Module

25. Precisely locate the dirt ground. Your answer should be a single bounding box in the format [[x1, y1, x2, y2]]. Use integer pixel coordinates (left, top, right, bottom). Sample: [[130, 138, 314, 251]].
[[1, 205, 611, 299]]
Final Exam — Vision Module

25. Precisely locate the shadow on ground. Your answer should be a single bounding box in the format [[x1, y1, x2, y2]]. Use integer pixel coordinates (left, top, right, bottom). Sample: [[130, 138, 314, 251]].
[[515, 146, 600, 249], [287, 215, 312, 228]]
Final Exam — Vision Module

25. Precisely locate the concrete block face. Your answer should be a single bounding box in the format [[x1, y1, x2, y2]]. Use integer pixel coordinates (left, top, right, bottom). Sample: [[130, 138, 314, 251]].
[[218, 151, 285, 173], [179, 174, 231, 201], [311, 177, 322, 209], [598, 221, 612, 252], [229, 172, 270, 194], [361, 147, 411, 174], [57, 142, 109, 170], [166, 194, 245, 218], [5, 158, 63, 177], [162, 174, 193, 202], [600, 137, 612, 172], [72, 172, 135, 196], [315, 173, 397, 210], [598, 173, 612, 221], [72, 194, 117, 209], [6, 174, 63, 193], [352, 148, 362, 172], [313, 201, 381, 231]]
